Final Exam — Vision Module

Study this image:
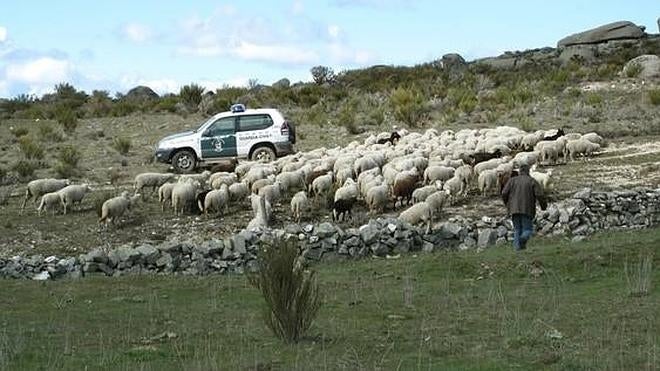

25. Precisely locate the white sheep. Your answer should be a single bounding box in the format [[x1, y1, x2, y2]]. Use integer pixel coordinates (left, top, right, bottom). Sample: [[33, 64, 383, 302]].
[[564, 139, 601, 161], [158, 183, 176, 211], [513, 151, 539, 167], [334, 178, 359, 203], [311, 172, 334, 200], [426, 191, 449, 222], [399, 202, 433, 234], [178, 170, 212, 184], [37, 192, 62, 216], [99, 191, 141, 227], [530, 167, 553, 191], [290, 191, 308, 222], [258, 181, 283, 205], [210, 173, 238, 189], [335, 167, 354, 188], [353, 156, 379, 176], [250, 175, 275, 194], [424, 165, 455, 184], [228, 182, 249, 203], [57, 184, 92, 214], [21, 178, 70, 212], [171, 181, 200, 215], [275, 171, 306, 194], [412, 183, 441, 203], [477, 169, 499, 196], [443, 176, 464, 203], [365, 183, 389, 214], [134, 173, 175, 196], [581, 132, 604, 146], [201, 184, 229, 216]]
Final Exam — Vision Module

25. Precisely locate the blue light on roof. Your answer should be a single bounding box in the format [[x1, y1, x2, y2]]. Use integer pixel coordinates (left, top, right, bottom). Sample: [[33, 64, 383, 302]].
[[230, 103, 246, 113]]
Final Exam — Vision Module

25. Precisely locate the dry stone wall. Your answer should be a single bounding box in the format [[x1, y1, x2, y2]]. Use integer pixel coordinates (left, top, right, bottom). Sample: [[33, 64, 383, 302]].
[[2, 187, 659, 280]]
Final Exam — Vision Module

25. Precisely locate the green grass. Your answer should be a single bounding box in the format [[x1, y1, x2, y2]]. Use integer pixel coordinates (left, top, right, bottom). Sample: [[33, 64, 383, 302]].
[[1, 228, 659, 370]]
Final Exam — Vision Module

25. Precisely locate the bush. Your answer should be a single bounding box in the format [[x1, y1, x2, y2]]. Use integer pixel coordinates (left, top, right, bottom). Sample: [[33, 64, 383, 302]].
[[58, 145, 81, 167], [585, 92, 603, 106], [335, 99, 361, 134], [93, 191, 115, 218], [38, 122, 64, 142], [112, 137, 132, 155], [389, 87, 425, 127], [179, 83, 204, 109], [0, 167, 6, 182], [55, 105, 78, 133], [248, 239, 321, 344], [10, 127, 29, 138], [11, 160, 38, 179], [18, 136, 44, 160], [649, 89, 660, 106], [625, 62, 643, 78], [310, 65, 335, 85]]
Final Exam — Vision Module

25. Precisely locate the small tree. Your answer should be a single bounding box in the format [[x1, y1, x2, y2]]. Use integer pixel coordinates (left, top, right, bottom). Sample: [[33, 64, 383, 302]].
[[389, 87, 425, 127], [248, 239, 321, 344], [310, 65, 335, 85], [112, 136, 132, 155], [179, 83, 205, 109], [54, 145, 81, 178]]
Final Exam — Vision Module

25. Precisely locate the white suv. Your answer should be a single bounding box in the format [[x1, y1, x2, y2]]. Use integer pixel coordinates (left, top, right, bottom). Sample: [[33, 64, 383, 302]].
[[155, 104, 296, 173]]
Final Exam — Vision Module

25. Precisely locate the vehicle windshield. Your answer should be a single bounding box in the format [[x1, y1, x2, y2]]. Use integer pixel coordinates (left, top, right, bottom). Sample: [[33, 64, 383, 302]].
[[195, 116, 216, 132]]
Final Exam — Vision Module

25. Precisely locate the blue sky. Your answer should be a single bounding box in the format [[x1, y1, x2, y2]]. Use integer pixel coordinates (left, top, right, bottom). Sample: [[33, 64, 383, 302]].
[[0, 0, 658, 98]]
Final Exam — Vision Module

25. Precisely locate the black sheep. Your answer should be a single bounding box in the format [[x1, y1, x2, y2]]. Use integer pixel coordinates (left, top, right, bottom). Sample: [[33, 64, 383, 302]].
[[332, 198, 355, 222], [376, 131, 401, 145], [542, 128, 565, 141], [195, 189, 211, 214]]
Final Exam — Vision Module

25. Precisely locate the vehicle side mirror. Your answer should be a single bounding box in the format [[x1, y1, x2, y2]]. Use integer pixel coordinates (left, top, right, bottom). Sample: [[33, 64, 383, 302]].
[[202, 130, 213, 137]]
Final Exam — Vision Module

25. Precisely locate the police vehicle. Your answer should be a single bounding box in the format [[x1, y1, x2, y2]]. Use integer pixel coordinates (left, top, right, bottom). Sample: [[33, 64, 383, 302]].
[[155, 104, 296, 173]]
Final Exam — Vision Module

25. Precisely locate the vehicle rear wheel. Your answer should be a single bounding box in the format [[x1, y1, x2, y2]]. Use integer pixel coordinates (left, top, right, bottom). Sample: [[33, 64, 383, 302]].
[[172, 150, 196, 173], [250, 146, 276, 162]]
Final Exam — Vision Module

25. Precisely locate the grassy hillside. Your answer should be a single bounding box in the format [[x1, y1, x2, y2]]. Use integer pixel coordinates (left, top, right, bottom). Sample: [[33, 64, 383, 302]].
[[1, 227, 658, 370]]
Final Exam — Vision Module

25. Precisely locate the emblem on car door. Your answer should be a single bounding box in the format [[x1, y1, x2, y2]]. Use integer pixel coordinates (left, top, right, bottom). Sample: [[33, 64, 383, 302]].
[[213, 137, 225, 152]]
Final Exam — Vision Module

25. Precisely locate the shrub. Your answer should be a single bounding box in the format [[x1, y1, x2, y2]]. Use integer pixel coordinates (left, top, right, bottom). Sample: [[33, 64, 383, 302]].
[[310, 65, 335, 85], [648, 89, 660, 106], [18, 136, 44, 160], [0, 167, 6, 182], [38, 123, 64, 142], [248, 239, 321, 344], [179, 83, 204, 109], [335, 99, 361, 134], [0, 186, 10, 206], [112, 137, 132, 155], [625, 62, 643, 78], [58, 145, 81, 167], [389, 87, 425, 127], [11, 160, 38, 179], [10, 127, 29, 138], [55, 105, 78, 133], [93, 191, 115, 218], [585, 92, 603, 106]]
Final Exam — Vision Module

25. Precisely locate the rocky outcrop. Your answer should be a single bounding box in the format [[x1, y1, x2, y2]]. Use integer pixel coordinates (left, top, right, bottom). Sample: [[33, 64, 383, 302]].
[[622, 55, 660, 79], [557, 21, 645, 47], [124, 86, 159, 102], [441, 53, 466, 69], [2, 187, 659, 280]]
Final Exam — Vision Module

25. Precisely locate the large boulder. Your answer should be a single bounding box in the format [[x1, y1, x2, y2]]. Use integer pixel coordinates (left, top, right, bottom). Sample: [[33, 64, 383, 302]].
[[124, 85, 159, 102], [558, 21, 645, 47], [622, 55, 660, 79], [441, 53, 466, 69], [559, 45, 598, 64]]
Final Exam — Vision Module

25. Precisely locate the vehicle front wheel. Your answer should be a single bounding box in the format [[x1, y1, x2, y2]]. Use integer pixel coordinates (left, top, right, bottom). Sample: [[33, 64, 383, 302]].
[[250, 146, 276, 162], [171, 150, 196, 173]]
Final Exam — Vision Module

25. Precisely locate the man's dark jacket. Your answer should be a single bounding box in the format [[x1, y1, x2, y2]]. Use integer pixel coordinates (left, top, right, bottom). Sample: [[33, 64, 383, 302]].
[[501, 173, 546, 217]]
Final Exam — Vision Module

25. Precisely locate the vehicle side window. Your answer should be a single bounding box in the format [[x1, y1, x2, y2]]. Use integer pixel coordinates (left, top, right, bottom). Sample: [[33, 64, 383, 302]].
[[206, 117, 235, 136], [238, 114, 273, 132]]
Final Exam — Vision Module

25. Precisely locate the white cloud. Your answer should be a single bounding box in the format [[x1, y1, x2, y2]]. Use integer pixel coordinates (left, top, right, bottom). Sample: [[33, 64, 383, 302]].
[[122, 23, 153, 43], [327, 42, 374, 65], [327, 24, 341, 39], [6, 57, 72, 84], [291, 0, 304, 15], [233, 41, 318, 65], [0, 26, 7, 43]]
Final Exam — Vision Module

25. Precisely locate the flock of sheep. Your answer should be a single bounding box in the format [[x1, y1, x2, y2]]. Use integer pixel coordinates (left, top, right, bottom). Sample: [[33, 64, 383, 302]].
[[16, 125, 605, 233]]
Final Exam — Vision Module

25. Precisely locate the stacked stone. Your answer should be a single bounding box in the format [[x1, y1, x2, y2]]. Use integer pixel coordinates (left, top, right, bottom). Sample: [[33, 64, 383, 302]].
[[2, 187, 659, 281]]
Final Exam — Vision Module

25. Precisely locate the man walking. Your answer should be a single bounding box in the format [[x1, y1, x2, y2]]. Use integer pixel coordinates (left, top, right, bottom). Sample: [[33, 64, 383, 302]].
[[501, 164, 547, 251]]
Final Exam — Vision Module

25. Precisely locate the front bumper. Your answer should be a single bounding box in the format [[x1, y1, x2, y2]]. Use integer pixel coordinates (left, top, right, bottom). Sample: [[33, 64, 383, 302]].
[[274, 142, 295, 157], [155, 148, 174, 164]]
